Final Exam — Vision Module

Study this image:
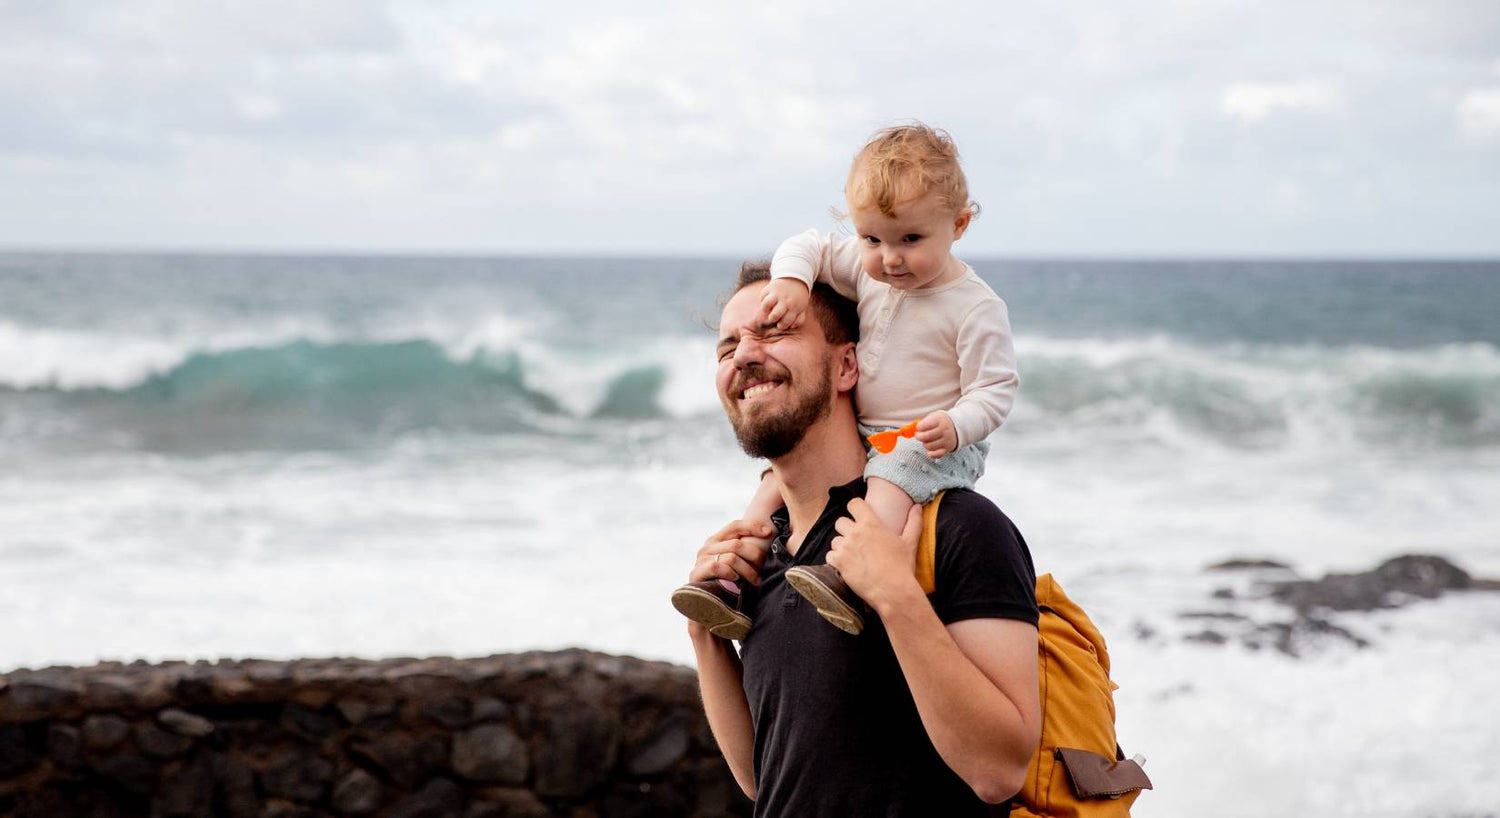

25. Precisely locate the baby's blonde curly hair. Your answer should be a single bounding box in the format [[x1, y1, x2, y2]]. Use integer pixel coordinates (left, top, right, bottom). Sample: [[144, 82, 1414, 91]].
[[845, 123, 976, 219]]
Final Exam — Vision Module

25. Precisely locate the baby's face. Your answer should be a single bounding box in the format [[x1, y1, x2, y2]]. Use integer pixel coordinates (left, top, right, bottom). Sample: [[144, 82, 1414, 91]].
[[849, 190, 971, 291]]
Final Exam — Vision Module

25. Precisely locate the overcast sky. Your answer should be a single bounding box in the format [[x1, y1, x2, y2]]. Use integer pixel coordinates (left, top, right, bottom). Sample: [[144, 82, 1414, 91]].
[[2, 0, 1498, 257]]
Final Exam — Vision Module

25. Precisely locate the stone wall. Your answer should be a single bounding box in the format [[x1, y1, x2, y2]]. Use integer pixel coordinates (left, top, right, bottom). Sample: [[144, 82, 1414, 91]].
[[0, 650, 749, 818]]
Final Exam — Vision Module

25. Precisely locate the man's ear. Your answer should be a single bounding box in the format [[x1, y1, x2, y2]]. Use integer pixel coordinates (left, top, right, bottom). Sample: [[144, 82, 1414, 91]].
[[835, 343, 859, 391]]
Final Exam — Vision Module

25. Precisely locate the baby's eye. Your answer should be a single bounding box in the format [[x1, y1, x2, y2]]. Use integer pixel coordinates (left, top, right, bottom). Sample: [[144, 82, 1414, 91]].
[[902, 234, 923, 243], [862, 235, 880, 245]]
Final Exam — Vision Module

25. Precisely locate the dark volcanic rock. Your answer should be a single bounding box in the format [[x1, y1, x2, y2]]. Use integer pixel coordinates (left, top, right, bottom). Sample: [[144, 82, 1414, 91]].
[[154, 754, 214, 817], [534, 703, 620, 798], [2, 677, 82, 717], [259, 751, 336, 802], [1207, 558, 1294, 572], [1271, 554, 1475, 613], [134, 722, 194, 758], [158, 707, 215, 738], [332, 768, 386, 815], [388, 777, 466, 818], [452, 724, 530, 784], [46, 723, 82, 768], [82, 714, 132, 750], [469, 787, 550, 818], [1, 651, 736, 817], [280, 703, 337, 740], [623, 716, 690, 777], [424, 697, 473, 729], [0, 722, 39, 777], [349, 734, 448, 789]]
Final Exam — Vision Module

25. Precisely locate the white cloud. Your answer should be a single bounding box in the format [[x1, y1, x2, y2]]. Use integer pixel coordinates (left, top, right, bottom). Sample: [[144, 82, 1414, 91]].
[[235, 95, 282, 123], [1457, 88, 1500, 145], [2, 1, 1499, 255], [1221, 80, 1341, 123]]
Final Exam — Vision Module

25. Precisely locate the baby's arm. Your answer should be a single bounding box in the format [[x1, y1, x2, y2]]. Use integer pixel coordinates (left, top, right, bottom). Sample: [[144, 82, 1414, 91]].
[[946, 298, 1019, 450], [770, 229, 865, 301]]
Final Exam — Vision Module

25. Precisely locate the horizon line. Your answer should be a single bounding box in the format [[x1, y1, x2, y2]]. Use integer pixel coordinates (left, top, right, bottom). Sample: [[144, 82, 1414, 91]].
[[2, 245, 1498, 264]]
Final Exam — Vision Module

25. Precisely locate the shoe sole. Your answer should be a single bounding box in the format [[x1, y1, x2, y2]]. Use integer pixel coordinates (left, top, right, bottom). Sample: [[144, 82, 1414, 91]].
[[784, 568, 865, 635], [671, 586, 752, 641]]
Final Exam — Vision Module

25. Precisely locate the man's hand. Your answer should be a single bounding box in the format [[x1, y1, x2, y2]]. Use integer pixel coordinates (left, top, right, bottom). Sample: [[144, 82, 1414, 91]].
[[690, 519, 774, 587], [915, 410, 958, 459], [758, 278, 811, 330], [826, 499, 925, 613]]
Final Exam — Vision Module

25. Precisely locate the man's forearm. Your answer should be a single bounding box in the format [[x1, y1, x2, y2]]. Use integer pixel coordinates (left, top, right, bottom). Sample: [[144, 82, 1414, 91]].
[[872, 586, 1039, 803], [690, 626, 756, 800]]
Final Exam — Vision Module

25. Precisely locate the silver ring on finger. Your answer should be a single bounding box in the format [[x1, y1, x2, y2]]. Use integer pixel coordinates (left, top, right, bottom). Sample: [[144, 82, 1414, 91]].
[[714, 554, 722, 564]]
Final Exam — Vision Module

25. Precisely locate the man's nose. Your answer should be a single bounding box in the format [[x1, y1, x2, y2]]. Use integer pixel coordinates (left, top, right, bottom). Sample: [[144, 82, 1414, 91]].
[[731, 336, 766, 368]]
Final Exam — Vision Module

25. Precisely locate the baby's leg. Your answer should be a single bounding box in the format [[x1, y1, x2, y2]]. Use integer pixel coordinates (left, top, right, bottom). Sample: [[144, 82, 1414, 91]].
[[723, 469, 783, 593], [742, 468, 782, 531], [865, 477, 915, 533]]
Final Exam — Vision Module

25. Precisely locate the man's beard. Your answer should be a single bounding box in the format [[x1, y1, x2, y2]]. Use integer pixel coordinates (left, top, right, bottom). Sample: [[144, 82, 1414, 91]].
[[727, 360, 834, 460]]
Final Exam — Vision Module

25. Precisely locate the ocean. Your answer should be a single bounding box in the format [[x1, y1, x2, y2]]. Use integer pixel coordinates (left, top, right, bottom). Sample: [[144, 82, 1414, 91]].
[[3, 253, 1498, 816]]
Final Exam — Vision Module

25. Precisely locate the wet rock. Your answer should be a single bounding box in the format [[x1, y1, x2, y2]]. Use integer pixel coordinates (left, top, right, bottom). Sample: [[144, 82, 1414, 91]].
[[469, 788, 550, 818], [349, 734, 448, 789], [214, 753, 261, 818], [0, 723, 40, 777], [1207, 558, 1293, 572], [1183, 630, 1228, 645], [624, 717, 690, 777], [83, 714, 132, 750], [388, 777, 466, 818], [472, 698, 511, 724], [159, 708, 215, 738], [452, 724, 530, 784], [534, 704, 620, 798], [3, 677, 81, 717], [135, 722, 194, 758], [332, 768, 386, 815], [424, 697, 473, 729], [46, 723, 82, 768], [1245, 616, 1371, 658], [336, 698, 371, 725], [280, 703, 337, 741], [95, 755, 156, 795], [1271, 554, 1475, 613], [259, 751, 336, 802], [603, 780, 689, 818], [154, 754, 214, 817]]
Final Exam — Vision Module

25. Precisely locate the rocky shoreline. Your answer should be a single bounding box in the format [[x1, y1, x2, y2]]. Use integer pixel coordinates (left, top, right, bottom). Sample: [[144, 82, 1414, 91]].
[[0, 650, 746, 818], [1163, 554, 1500, 657]]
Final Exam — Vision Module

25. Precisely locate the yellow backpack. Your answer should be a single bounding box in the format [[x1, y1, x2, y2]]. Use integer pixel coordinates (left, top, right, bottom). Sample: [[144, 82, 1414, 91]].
[[916, 492, 1153, 816]]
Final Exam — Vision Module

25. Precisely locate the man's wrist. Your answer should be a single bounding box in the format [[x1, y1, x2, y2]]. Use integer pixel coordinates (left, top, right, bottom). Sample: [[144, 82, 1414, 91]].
[[867, 575, 927, 619]]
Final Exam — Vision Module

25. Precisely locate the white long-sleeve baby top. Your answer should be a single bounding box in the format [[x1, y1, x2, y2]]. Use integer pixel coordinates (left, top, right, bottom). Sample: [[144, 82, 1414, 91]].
[[770, 229, 1018, 450]]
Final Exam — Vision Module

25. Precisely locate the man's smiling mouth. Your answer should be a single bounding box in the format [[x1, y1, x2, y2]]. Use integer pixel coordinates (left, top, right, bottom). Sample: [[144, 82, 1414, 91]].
[[741, 381, 782, 400]]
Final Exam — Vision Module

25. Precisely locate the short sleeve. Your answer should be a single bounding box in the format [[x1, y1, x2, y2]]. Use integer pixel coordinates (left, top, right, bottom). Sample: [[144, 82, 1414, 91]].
[[927, 490, 1039, 626]]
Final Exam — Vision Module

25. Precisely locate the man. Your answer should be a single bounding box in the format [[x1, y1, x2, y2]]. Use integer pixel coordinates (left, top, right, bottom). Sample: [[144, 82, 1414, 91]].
[[686, 262, 1041, 816]]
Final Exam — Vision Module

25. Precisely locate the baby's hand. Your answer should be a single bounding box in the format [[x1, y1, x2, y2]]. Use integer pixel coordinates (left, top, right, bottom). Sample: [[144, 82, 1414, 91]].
[[915, 411, 958, 459], [759, 279, 810, 330]]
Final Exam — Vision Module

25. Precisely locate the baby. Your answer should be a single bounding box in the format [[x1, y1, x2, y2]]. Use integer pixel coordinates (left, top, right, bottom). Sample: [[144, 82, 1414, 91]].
[[673, 123, 1017, 637]]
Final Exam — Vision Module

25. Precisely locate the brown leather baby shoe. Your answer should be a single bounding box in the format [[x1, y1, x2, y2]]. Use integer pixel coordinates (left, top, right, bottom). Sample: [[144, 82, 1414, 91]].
[[671, 580, 752, 641], [784, 564, 864, 635]]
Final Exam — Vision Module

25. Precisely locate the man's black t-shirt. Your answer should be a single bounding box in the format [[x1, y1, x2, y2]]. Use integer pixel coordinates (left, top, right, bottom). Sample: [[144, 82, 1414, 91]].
[[738, 479, 1038, 818]]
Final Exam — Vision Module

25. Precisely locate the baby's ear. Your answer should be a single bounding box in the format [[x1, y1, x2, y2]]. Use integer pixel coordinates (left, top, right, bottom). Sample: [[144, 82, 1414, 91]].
[[952, 206, 974, 239]]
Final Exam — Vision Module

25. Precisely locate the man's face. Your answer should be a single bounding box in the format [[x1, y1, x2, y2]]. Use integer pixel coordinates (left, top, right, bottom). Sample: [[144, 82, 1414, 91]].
[[715, 282, 836, 459]]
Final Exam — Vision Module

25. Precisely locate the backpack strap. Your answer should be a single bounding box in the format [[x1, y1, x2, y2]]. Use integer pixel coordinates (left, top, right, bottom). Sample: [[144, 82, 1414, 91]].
[[915, 490, 947, 594]]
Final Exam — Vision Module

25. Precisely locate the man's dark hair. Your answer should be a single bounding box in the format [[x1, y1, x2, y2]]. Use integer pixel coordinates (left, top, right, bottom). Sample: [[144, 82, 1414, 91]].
[[732, 260, 859, 345]]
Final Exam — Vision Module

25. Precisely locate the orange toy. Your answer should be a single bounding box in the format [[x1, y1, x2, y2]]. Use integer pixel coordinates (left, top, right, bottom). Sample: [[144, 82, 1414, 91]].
[[866, 419, 920, 454]]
